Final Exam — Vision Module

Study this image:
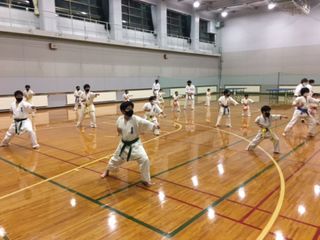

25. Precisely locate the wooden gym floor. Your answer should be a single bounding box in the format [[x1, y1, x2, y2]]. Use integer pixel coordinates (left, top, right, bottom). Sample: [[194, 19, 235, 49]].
[[0, 95, 320, 240]]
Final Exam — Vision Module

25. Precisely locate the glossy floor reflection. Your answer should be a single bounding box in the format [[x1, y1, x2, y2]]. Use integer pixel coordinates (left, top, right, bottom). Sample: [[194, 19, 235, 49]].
[[0, 95, 320, 240]]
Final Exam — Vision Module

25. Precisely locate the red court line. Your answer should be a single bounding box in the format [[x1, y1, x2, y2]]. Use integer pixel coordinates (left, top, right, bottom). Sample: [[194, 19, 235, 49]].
[[312, 228, 320, 240], [117, 165, 319, 229], [240, 148, 320, 224]]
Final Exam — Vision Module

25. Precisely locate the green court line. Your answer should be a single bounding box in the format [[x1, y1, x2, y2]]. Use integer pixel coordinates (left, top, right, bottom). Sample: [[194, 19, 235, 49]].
[[167, 139, 309, 238], [0, 121, 288, 239], [97, 121, 288, 201], [0, 156, 168, 237]]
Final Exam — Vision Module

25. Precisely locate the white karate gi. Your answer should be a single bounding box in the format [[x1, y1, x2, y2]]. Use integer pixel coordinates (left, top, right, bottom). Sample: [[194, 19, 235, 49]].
[[205, 91, 211, 106], [247, 114, 282, 153], [77, 91, 98, 128], [143, 102, 162, 135], [107, 115, 155, 183], [152, 82, 161, 98], [1, 101, 39, 148], [241, 98, 254, 116], [23, 89, 35, 104], [294, 83, 307, 97], [184, 84, 196, 110], [123, 93, 131, 102], [172, 95, 181, 112], [284, 96, 319, 136], [215, 96, 238, 127], [74, 89, 83, 110]]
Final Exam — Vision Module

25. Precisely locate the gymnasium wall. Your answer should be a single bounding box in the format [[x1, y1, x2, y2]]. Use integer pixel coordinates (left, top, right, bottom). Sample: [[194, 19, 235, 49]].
[[221, 7, 320, 92], [0, 33, 219, 106]]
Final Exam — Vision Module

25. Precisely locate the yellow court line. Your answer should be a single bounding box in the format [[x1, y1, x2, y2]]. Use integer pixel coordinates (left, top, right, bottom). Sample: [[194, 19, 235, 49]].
[[0, 122, 183, 202], [192, 122, 285, 240]]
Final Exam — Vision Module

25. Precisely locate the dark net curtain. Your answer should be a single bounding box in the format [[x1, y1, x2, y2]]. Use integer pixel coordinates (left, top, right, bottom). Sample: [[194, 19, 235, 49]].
[[122, 0, 154, 31], [167, 10, 191, 38], [0, 0, 33, 10], [55, 0, 104, 21]]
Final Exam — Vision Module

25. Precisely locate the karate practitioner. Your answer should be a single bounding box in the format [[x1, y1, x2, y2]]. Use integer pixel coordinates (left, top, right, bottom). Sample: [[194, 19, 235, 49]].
[[123, 90, 132, 102], [205, 88, 211, 107], [184, 80, 196, 110], [215, 89, 238, 127], [241, 94, 255, 116], [74, 86, 83, 111], [143, 96, 164, 136], [100, 101, 159, 187], [0, 90, 40, 149], [283, 87, 319, 137], [76, 84, 99, 128], [247, 105, 287, 153], [172, 91, 181, 112]]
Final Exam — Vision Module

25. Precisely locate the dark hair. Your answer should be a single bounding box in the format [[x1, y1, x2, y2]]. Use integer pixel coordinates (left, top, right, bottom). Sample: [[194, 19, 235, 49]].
[[120, 101, 134, 111], [301, 78, 308, 83], [25, 85, 30, 88], [300, 87, 310, 96], [83, 84, 90, 89], [155, 79, 159, 83], [261, 105, 271, 113], [149, 96, 156, 102], [309, 79, 315, 84], [244, 94, 249, 97], [207, 88, 210, 91], [187, 80, 192, 84], [223, 89, 230, 95], [14, 90, 23, 97], [76, 85, 80, 88]]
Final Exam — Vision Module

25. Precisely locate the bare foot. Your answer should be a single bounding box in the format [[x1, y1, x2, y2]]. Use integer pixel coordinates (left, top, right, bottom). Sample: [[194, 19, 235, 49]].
[[141, 181, 154, 187], [100, 170, 109, 178]]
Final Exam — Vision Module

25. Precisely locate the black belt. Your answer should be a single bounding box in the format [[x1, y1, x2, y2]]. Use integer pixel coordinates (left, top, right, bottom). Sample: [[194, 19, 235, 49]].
[[14, 118, 27, 134], [119, 138, 139, 161], [222, 105, 230, 115]]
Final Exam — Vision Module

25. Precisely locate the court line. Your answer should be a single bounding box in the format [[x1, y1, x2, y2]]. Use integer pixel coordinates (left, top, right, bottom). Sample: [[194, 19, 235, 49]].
[[96, 121, 289, 201], [0, 117, 316, 237], [240, 148, 320, 224], [0, 154, 168, 238], [0, 123, 183, 202], [165, 122, 286, 239], [119, 161, 319, 230]]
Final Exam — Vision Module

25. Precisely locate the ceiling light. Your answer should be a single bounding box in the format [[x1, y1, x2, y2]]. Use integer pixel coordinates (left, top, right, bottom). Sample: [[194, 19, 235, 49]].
[[268, 2, 276, 10], [193, 1, 200, 8], [221, 10, 228, 18]]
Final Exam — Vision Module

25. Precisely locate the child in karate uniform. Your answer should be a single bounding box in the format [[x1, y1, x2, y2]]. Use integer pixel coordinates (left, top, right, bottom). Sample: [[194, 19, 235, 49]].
[[101, 101, 159, 186], [184, 80, 196, 110], [172, 91, 181, 112], [74, 86, 83, 111], [205, 88, 211, 107], [0, 90, 40, 149], [215, 89, 239, 127], [283, 87, 319, 137], [76, 84, 100, 128], [241, 94, 254, 116], [247, 105, 287, 153], [143, 96, 164, 136], [123, 90, 132, 102]]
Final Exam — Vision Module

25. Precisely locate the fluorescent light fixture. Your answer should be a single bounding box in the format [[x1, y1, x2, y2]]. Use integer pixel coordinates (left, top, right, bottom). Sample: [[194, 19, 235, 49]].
[[268, 2, 276, 10], [193, 1, 200, 8], [221, 10, 228, 18]]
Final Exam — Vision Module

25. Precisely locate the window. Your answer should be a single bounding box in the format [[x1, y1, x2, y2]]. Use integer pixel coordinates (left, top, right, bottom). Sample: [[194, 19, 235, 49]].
[[55, 0, 103, 21], [199, 19, 215, 43], [167, 10, 191, 38], [122, 0, 154, 31], [0, 0, 33, 11]]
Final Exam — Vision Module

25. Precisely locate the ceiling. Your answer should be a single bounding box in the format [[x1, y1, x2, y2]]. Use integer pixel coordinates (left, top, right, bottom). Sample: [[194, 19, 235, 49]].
[[178, 0, 320, 16]]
